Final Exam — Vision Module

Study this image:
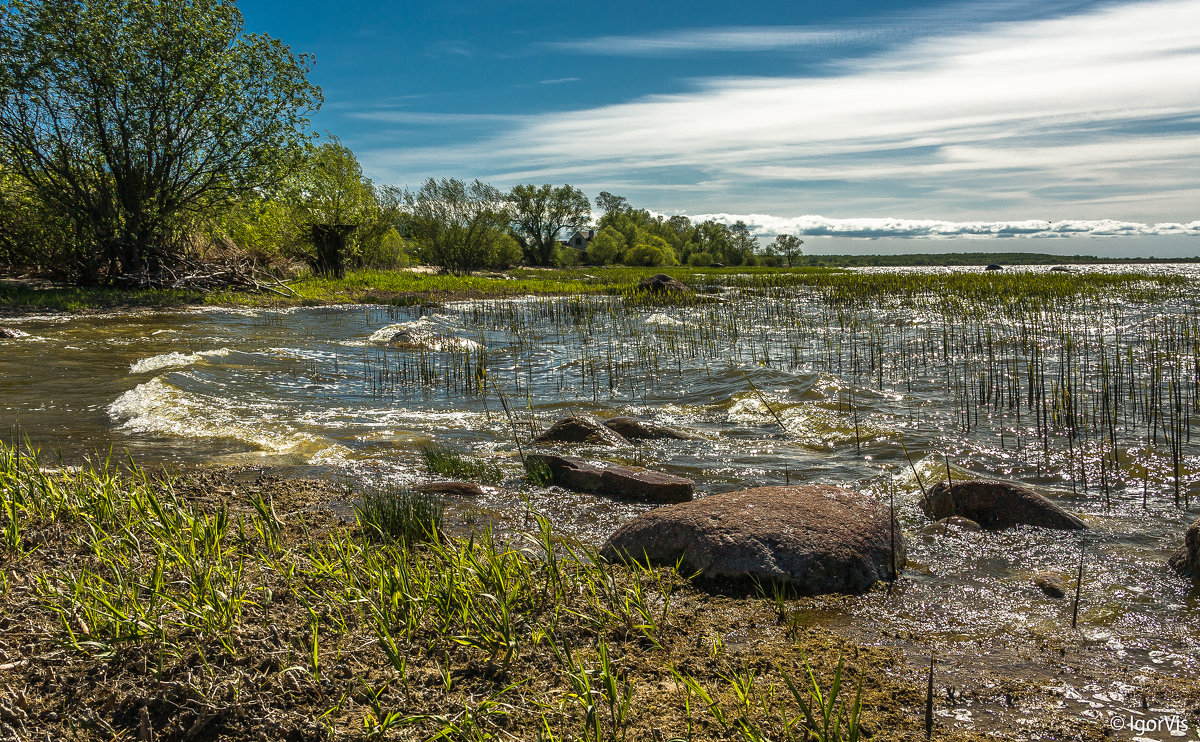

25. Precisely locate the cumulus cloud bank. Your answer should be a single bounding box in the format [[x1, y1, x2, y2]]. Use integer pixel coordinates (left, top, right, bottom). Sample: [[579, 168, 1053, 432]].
[[685, 214, 1200, 239]]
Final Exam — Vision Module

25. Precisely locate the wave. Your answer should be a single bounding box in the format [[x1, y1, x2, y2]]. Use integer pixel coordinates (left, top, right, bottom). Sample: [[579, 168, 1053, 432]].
[[129, 348, 232, 374], [108, 377, 345, 461]]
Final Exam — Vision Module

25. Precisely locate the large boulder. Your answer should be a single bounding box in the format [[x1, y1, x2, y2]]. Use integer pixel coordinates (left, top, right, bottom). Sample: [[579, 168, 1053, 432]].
[[602, 417, 695, 441], [1168, 518, 1199, 580], [0, 327, 29, 339], [526, 454, 693, 503], [920, 479, 1086, 530], [601, 485, 904, 594], [531, 417, 629, 447], [637, 273, 690, 295]]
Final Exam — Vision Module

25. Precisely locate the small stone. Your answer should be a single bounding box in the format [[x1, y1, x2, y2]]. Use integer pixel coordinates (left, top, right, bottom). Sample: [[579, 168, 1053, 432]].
[[1032, 572, 1068, 599], [920, 516, 982, 537], [414, 481, 487, 498]]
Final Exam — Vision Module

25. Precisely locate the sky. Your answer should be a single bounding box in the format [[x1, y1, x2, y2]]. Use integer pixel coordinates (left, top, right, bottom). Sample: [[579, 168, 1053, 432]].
[[238, 0, 1200, 255]]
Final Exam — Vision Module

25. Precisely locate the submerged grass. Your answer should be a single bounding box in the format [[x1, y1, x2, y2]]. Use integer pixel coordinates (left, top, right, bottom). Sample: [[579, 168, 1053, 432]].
[[421, 444, 504, 485], [356, 486, 445, 544]]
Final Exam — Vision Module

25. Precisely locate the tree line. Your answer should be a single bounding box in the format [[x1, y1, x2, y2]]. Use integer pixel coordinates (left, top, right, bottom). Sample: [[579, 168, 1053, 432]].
[[0, 0, 801, 285]]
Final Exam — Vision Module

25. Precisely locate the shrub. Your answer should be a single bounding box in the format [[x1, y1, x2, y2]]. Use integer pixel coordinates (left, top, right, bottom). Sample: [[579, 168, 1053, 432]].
[[687, 251, 713, 267]]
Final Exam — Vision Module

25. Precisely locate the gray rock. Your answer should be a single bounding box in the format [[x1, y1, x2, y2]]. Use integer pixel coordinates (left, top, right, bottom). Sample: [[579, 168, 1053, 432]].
[[637, 273, 690, 295], [601, 485, 904, 594], [1032, 572, 1068, 599], [602, 417, 695, 441], [920, 479, 1086, 530], [920, 516, 982, 537], [526, 453, 693, 503], [414, 481, 488, 498], [1168, 518, 1199, 580], [531, 417, 629, 447]]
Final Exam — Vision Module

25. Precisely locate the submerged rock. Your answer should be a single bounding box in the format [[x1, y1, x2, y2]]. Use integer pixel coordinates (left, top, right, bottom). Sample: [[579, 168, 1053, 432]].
[[527, 453, 693, 503], [1168, 518, 1199, 580], [602, 416, 695, 441], [920, 479, 1086, 530], [601, 485, 904, 594], [920, 516, 982, 537], [531, 417, 629, 447], [414, 481, 488, 498], [1032, 572, 1068, 599], [0, 327, 29, 339], [637, 273, 690, 295], [985, 264, 1003, 271]]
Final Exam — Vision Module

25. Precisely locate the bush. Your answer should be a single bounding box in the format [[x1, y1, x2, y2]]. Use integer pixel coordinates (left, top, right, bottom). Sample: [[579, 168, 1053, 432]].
[[623, 236, 678, 267], [687, 251, 713, 267], [585, 226, 626, 265]]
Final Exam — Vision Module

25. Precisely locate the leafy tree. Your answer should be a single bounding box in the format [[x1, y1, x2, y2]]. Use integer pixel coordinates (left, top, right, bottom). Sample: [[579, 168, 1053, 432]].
[[727, 221, 759, 266], [507, 184, 590, 266], [585, 226, 626, 265], [406, 178, 510, 275], [691, 220, 733, 265], [686, 251, 713, 267], [770, 234, 804, 267], [0, 0, 321, 283], [594, 191, 629, 213]]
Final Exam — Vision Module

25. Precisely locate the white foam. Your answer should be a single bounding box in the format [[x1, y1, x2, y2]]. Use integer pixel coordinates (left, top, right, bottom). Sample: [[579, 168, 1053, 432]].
[[368, 317, 480, 350], [108, 377, 334, 457], [129, 348, 231, 374], [644, 312, 685, 327]]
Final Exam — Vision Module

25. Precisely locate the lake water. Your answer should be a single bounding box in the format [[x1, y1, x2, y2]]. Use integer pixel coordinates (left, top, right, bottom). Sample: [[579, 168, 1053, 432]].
[[2, 265, 1197, 734]]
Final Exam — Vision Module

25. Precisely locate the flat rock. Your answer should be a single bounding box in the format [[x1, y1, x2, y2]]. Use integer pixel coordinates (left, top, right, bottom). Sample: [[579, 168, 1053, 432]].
[[1032, 572, 1068, 599], [920, 516, 982, 537], [414, 481, 488, 498], [637, 273, 690, 294], [526, 453, 693, 503], [601, 485, 904, 594], [0, 327, 29, 339], [602, 417, 695, 441], [921, 479, 1086, 530], [1168, 518, 1199, 580], [531, 417, 629, 447]]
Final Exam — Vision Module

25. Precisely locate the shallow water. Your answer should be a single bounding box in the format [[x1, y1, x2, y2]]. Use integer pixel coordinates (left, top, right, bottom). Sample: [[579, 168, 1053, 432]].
[[2, 265, 1198, 736]]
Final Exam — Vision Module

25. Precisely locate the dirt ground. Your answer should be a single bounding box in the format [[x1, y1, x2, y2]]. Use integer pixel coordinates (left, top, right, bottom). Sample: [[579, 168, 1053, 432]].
[[1, 466, 1196, 741]]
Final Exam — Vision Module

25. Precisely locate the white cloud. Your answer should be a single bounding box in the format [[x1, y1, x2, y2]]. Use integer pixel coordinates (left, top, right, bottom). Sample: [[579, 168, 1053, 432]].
[[683, 213, 1200, 239], [544, 27, 873, 56], [361, 0, 1200, 227]]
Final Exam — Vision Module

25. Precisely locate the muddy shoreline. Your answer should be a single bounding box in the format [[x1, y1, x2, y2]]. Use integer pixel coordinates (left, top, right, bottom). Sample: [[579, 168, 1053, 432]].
[[4, 463, 1192, 741]]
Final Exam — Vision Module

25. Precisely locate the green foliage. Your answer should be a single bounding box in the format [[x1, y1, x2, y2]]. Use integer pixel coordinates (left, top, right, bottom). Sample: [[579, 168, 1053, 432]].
[[686, 251, 714, 267], [623, 235, 678, 267], [508, 184, 591, 267], [210, 140, 408, 271], [420, 445, 503, 485], [0, 0, 321, 283], [586, 226, 626, 265], [770, 234, 804, 267], [406, 178, 511, 275]]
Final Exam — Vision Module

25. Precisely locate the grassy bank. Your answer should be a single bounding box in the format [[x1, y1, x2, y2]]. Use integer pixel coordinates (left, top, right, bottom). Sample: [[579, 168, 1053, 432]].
[[2, 262, 1192, 315], [0, 441, 955, 741]]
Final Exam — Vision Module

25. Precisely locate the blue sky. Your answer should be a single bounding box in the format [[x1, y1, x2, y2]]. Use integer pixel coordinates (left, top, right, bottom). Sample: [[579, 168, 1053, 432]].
[[239, 0, 1200, 252]]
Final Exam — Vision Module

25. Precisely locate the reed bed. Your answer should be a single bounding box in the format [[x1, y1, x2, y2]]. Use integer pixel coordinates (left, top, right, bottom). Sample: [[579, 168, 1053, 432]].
[[351, 268, 1197, 512]]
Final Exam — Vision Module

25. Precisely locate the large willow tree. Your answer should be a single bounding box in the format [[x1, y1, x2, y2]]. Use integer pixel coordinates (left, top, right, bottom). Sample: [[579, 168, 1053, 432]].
[[0, 0, 321, 283]]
